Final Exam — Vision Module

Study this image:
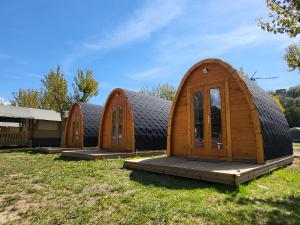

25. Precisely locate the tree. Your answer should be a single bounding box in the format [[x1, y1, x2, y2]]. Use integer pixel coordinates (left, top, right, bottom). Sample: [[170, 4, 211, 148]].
[[257, 0, 300, 72], [286, 106, 300, 127], [286, 85, 300, 98], [73, 69, 99, 103], [257, 0, 299, 37], [284, 43, 300, 71], [140, 83, 176, 101], [270, 85, 300, 127], [42, 65, 72, 146], [271, 95, 285, 112], [11, 88, 45, 108]]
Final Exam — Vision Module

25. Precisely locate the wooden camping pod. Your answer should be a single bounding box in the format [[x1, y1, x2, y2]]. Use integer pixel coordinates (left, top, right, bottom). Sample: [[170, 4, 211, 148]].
[[65, 103, 103, 148], [99, 88, 172, 152], [167, 58, 293, 163]]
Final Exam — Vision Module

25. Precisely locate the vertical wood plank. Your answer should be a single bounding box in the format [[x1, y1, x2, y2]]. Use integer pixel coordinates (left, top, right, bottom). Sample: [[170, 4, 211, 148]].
[[250, 109, 265, 163], [255, 133, 264, 163], [225, 79, 232, 161], [205, 87, 211, 151], [187, 87, 191, 156], [123, 103, 127, 151]]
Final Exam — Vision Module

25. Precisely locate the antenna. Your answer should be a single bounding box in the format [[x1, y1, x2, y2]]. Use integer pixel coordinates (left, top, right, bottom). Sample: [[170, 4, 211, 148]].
[[250, 70, 257, 81], [250, 70, 279, 81], [254, 76, 279, 80]]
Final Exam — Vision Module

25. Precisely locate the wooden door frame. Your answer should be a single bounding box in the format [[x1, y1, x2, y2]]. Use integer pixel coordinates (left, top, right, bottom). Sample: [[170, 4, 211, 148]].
[[188, 80, 230, 160], [71, 115, 81, 148], [111, 105, 126, 151]]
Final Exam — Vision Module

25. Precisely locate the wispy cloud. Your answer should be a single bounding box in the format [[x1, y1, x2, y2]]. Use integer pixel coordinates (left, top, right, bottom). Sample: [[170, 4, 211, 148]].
[[127, 66, 169, 81], [156, 25, 293, 65], [84, 0, 185, 50], [127, 25, 296, 82], [0, 53, 11, 60], [63, 0, 186, 72], [27, 72, 42, 79]]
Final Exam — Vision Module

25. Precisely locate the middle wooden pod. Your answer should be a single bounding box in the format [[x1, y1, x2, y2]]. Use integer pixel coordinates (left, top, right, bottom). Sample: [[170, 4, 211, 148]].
[[99, 88, 172, 152]]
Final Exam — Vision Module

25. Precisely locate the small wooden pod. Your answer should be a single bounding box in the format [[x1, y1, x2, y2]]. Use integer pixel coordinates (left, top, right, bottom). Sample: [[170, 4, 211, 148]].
[[99, 88, 172, 152], [167, 58, 292, 163], [65, 103, 103, 148]]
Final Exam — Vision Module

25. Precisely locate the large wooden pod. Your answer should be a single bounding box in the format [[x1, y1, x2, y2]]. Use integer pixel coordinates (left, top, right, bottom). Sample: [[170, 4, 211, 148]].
[[65, 103, 103, 148], [168, 59, 292, 163], [99, 88, 172, 152]]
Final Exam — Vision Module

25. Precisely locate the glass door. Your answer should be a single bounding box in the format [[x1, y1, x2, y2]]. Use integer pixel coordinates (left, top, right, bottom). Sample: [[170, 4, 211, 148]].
[[209, 88, 223, 151], [190, 83, 226, 158], [72, 116, 80, 147], [111, 106, 124, 149], [192, 88, 205, 151]]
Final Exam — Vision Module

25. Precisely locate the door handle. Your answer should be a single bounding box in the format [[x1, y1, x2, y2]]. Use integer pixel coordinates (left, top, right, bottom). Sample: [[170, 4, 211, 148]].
[[217, 142, 223, 150]]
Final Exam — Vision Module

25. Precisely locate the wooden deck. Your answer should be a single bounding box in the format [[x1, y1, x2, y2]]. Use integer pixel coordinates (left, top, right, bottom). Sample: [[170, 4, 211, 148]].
[[37, 147, 93, 154], [294, 150, 300, 158], [124, 155, 294, 185], [61, 149, 166, 160]]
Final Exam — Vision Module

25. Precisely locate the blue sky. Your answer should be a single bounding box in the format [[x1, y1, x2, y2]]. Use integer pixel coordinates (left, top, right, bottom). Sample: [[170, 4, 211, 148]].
[[0, 0, 299, 105]]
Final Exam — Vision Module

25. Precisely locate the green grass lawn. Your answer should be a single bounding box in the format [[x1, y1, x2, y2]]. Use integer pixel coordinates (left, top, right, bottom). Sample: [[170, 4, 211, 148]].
[[0, 149, 300, 225], [293, 142, 300, 149]]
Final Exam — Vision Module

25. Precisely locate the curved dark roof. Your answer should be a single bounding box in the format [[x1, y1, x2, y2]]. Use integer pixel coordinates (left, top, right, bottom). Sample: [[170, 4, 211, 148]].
[[238, 72, 293, 160], [79, 103, 103, 147], [124, 90, 172, 151]]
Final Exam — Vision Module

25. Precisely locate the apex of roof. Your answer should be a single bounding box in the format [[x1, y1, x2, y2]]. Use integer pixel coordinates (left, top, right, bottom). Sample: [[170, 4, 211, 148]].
[[0, 105, 61, 121]]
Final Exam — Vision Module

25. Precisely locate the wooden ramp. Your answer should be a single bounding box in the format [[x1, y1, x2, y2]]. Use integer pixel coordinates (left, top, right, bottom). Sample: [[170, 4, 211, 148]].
[[61, 149, 166, 160], [124, 156, 294, 186]]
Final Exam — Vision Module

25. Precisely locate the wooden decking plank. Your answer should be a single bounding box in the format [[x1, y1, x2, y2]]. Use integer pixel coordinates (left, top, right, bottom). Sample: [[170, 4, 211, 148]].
[[61, 150, 166, 160], [37, 147, 86, 154], [124, 156, 294, 186]]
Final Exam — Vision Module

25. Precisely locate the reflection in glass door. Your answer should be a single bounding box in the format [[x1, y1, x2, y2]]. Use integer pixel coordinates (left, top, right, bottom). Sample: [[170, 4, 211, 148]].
[[118, 108, 123, 144], [193, 91, 204, 148], [111, 109, 117, 144], [210, 88, 222, 150], [111, 107, 123, 147]]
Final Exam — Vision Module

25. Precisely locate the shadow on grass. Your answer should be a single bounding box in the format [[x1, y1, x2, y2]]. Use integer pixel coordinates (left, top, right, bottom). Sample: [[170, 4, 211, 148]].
[[0, 147, 40, 154], [128, 170, 239, 193], [225, 195, 300, 225], [54, 155, 89, 162]]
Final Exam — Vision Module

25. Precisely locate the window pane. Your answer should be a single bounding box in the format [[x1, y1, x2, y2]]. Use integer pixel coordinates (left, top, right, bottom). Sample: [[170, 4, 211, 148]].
[[194, 91, 204, 146], [112, 109, 116, 143], [118, 108, 123, 144], [210, 88, 222, 143]]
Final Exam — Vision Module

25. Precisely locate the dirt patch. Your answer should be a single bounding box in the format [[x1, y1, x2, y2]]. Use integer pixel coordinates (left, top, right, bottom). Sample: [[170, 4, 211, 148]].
[[0, 193, 56, 225], [89, 206, 115, 224], [84, 197, 99, 207], [83, 183, 110, 196], [289, 159, 300, 169]]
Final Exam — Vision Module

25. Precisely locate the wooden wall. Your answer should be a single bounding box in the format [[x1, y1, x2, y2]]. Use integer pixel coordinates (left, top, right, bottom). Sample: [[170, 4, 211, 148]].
[[0, 119, 30, 147], [32, 121, 60, 139], [169, 62, 258, 162], [99, 89, 134, 152], [228, 76, 257, 161], [65, 104, 83, 148]]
